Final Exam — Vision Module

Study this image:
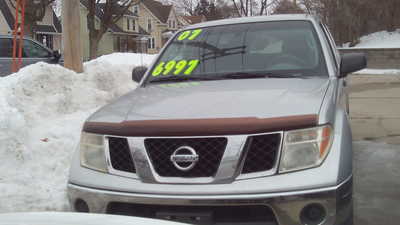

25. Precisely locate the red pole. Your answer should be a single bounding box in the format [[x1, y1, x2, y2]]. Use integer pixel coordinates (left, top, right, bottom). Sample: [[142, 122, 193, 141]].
[[11, 0, 21, 73], [18, 0, 25, 70]]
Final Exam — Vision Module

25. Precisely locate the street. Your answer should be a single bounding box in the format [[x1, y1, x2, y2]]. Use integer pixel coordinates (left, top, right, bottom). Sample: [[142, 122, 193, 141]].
[[350, 74, 400, 225]]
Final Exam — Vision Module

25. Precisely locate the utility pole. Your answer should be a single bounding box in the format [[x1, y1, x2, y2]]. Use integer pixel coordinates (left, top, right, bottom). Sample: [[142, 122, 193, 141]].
[[62, 0, 83, 73]]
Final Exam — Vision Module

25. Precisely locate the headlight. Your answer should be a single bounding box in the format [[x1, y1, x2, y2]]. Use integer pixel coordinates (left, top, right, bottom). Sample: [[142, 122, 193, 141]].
[[80, 132, 108, 172], [279, 125, 333, 173]]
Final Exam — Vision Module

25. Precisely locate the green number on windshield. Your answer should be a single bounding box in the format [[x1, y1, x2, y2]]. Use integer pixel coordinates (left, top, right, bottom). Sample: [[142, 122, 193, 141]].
[[174, 60, 188, 75], [152, 59, 200, 76], [177, 29, 203, 41], [152, 62, 165, 76], [163, 60, 177, 75], [184, 60, 200, 75], [178, 31, 191, 41], [188, 29, 202, 40]]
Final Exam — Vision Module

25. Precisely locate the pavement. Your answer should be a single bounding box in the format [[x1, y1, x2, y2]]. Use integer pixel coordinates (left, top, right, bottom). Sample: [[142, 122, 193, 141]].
[[350, 74, 400, 144], [349, 74, 400, 225]]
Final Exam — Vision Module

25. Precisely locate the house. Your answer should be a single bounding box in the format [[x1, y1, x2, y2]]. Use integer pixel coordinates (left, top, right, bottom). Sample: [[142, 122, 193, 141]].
[[137, 0, 180, 53], [78, 0, 181, 58], [0, 0, 62, 50], [79, 0, 150, 60], [179, 15, 207, 28]]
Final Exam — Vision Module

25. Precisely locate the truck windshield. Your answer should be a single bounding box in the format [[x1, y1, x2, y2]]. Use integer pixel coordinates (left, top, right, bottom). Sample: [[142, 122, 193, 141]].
[[148, 20, 328, 83]]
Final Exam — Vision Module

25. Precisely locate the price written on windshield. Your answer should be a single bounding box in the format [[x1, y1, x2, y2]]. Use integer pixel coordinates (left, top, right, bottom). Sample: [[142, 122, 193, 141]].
[[152, 59, 200, 77], [177, 29, 203, 41]]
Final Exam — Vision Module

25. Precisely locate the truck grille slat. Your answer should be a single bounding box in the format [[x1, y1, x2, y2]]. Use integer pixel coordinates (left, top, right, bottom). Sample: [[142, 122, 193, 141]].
[[242, 133, 281, 174], [108, 137, 136, 173], [145, 138, 227, 178]]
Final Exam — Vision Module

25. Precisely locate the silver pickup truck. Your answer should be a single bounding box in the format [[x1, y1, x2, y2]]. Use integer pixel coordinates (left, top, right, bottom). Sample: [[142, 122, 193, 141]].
[[68, 14, 366, 225]]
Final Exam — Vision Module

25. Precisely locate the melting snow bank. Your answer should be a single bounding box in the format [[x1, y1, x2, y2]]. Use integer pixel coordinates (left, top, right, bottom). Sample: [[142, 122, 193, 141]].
[[0, 53, 155, 212], [353, 69, 400, 75], [343, 30, 400, 48]]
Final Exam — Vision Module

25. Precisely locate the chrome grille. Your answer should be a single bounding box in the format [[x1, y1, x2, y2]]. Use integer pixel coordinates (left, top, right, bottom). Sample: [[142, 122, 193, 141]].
[[108, 137, 136, 173], [241, 133, 281, 174], [144, 138, 228, 178]]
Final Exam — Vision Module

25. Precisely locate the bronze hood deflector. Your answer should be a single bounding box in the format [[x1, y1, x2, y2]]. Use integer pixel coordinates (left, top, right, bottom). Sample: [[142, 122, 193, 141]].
[[83, 115, 318, 137]]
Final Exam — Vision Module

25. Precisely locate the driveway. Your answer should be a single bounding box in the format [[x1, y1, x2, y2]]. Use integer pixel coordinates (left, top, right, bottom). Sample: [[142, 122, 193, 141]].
[[349, 74, 400, 225]]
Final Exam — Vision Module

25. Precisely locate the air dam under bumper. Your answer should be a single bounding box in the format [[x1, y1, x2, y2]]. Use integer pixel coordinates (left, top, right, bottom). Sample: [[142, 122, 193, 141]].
[[67, 176, 352, 225]]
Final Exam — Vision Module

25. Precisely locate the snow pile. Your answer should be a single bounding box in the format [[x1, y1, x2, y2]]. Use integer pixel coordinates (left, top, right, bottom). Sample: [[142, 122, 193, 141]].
[[353, 68, 400, 75], [0, 53, 155, 212], [354, 30, 400, 49]]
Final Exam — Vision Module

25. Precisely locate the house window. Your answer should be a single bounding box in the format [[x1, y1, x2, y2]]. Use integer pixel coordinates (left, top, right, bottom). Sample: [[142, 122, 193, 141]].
[[173, 20, 176, 28], [133, 5, 139, 14], [147, 19, 152, 31], [148, 37, 155, 49], [36, 34, 54, 49], [127, 18, 130, 30], [132, 19, 136, 31], [168, 20, 171, 28]]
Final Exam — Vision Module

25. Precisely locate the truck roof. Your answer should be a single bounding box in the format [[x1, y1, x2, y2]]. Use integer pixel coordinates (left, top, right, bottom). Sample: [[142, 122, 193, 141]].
[[0, 34, 35, 41], [185, 14, 318, 30]]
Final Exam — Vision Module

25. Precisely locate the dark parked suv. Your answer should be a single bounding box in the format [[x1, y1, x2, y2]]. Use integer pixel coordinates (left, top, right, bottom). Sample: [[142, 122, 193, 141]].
[[0, 35, 61, 76]]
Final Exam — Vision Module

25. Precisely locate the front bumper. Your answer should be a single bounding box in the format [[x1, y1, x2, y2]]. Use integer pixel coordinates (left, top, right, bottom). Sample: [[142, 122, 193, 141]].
[[67, 176, 352, 225]]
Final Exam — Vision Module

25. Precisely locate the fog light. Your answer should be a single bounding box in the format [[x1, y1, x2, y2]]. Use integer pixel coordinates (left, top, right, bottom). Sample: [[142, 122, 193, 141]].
[[74, 199, 89, 213], [300, 203, 326, 225]]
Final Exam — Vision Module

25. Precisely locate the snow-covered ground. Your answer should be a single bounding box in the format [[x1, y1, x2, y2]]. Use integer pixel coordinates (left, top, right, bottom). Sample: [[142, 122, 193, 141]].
[[353, 69, 400, 75], [343, 30, 400, 48], [0, 53, 155, 213], [356, 30, 400, 48]]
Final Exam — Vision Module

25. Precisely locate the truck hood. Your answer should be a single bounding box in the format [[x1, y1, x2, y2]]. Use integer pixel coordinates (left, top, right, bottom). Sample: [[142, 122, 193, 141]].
[[87, 78, 330, 123]]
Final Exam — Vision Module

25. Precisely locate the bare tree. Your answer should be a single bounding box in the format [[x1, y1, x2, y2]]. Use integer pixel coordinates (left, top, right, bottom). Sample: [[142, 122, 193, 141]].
[[272, 0, 304, 14], [231, 0, 278, 17], [8, 0, 56, 37], [169, 0, 199, 15], [298, 0, 400, 45], [86, 0, 140, 59]]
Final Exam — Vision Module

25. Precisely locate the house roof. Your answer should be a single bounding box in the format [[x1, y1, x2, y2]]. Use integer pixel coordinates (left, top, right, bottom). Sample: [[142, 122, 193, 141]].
[[34, 25, 57, 34], [142, 0, 172, 24], [110, 22, 149, 36], [0, 0, 15, 30], [98, 3, 137, 17], [181, 15, 205, 25], [80, 0, 148, 36], [0, 0, 62, 34]]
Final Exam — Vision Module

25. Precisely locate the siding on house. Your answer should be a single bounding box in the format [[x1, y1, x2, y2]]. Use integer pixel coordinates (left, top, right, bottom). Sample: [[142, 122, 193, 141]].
[[137, 3, 158, 54], [137, 0, 178, 54], [0, 11, 9, 34], [79, 0, 149, 59], [36, 5, 53, 26], [79, 5, 115, 61], [166, 8, 179, 30], [0, 0, 62, 51]]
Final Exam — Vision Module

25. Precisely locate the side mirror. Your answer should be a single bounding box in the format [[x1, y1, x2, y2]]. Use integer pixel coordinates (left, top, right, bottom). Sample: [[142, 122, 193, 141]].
[[132, 66, 148, 83], [340, 53, 367, 77], [53, 50, 61, 61]]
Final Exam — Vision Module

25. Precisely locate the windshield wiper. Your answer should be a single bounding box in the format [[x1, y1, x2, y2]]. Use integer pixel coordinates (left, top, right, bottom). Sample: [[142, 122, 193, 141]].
[[265, 72, 310, 79], [150, 75, 218, 83], [219, 72, 309, 79], [150, 72, 311, 83]]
